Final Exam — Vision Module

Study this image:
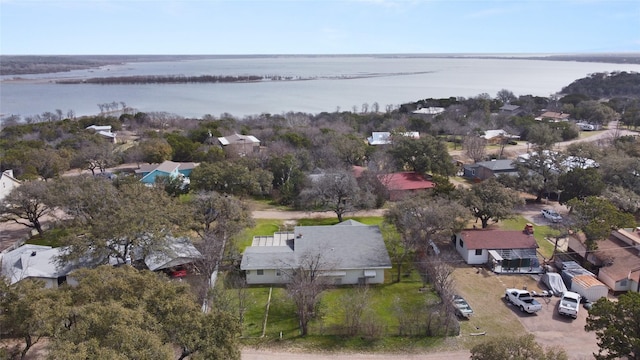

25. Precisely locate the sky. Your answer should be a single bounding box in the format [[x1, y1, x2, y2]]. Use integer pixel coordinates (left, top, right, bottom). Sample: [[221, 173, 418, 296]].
[[1, 0, 639, 55]]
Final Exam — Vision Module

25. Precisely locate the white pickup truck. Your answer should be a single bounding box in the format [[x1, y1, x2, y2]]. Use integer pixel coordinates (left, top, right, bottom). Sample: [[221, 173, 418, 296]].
[[557, 291, 581, 319], [505, 288, 542, 314]]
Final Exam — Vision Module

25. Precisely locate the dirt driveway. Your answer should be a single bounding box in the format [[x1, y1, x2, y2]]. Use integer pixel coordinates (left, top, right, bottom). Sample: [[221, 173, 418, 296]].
[[454, 263, 599, 360], [510, 295, 599, 360]]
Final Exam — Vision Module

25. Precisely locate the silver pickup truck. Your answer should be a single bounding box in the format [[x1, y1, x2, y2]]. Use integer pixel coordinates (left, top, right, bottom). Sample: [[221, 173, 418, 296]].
[[505, 288, 542, 314]]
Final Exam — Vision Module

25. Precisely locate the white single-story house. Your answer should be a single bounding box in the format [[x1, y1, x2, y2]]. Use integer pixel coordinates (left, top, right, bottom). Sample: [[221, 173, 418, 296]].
[[1, 237, 203, 287], [86, 125, 117, 143], [0, 245, 77, 288], [412, 107, 445, 115], [217, 133, 260, 155], [240, 220, 392, 285], [481, 129, 520, 143], [0, 169, 21, 202], [517, 151, 598, 171], [367, 131, 419, 146], [453, 229, 542, 273]]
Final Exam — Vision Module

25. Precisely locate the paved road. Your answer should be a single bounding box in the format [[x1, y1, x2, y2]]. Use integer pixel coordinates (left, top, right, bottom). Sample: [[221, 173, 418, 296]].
[[242, 349, 471, 360]]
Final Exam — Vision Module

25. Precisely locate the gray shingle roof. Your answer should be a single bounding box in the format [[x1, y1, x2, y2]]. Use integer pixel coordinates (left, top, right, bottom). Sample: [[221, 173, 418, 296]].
[[241, 221, 392, 271]]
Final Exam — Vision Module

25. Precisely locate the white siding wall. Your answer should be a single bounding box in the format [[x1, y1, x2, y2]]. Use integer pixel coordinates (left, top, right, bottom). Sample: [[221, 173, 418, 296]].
[[454, 234, 487, 265], [466, 249, 488, 265], [0, 173, 20, 202], [339, 269, 385, 285], [246, 268, 387, 285], [246, 269, 287, 285], [597, 270, 622, 291]]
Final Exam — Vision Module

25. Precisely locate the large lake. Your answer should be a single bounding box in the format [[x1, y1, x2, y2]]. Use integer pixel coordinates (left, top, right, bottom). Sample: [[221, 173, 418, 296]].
[[2, 56, 640, 119]]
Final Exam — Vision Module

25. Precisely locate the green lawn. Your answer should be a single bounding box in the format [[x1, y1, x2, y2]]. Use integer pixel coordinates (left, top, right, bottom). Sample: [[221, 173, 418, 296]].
[[236, 268, 450, 352], [235, 219, 283, 251]]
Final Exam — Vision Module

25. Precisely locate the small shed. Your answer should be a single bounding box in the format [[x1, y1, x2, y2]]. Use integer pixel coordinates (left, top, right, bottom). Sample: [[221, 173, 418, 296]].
[[570, 274, 608, 302]]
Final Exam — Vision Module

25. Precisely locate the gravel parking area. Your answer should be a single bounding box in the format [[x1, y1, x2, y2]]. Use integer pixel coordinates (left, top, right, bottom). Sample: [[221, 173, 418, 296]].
[[454, 263, 599, 360]]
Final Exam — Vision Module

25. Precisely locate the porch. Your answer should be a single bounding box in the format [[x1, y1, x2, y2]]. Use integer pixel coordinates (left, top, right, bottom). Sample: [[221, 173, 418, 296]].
[[489, 249, 543, 274]]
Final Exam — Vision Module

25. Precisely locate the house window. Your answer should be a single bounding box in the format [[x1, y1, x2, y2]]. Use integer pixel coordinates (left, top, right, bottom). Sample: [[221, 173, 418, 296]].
[[257, 269, 264, 275], [276, 269, 281, 276], [475, 249, 482, 256], [459, 238, 464, 248], [620, 279, 628, 287]]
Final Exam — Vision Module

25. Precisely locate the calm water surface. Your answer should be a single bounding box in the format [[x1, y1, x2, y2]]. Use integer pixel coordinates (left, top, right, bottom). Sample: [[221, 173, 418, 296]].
[[2, 56, 639, 118]]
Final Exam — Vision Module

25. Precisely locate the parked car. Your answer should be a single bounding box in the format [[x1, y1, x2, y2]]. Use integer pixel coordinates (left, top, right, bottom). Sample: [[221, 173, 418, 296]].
[[541, 208, 563, 222], [558, 291, 581, 319], [452, 295, 474, 318], [505, 288, 542, 314]]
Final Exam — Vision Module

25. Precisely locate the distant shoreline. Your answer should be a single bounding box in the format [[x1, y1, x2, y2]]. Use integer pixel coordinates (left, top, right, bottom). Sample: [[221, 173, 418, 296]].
[[2, 53, 639, 76]]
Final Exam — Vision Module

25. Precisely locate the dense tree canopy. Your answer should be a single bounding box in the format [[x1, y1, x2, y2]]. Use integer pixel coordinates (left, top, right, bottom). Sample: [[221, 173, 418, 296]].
[[48, 266, 241, 360], [461, 178, 523, 228], [385, 196, 470, 282], [190, 160, 273, 197], [388, 135, 455, 176], [585, 292, 640, 360], [471, 334, 568, 360], [567, 196, 636, 250], [562, 71, 640, 98], [56, 181, 180, 265]]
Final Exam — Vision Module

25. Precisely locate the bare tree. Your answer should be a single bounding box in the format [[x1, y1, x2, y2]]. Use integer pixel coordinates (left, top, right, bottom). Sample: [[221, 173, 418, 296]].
[[188, 191, 253, 298], [463, 135, 487, 163], [496, 89, 516, 104], [0, 181, 52, 236], [283, 251, 333, 336], [385, 197, 471, 283], [340, 286, 371, 335], [300, 170, 372, 222]]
